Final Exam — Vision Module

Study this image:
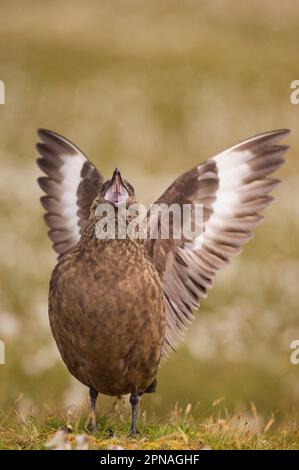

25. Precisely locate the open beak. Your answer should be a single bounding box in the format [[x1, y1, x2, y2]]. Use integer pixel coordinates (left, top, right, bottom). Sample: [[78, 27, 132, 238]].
[[104, 168, 129, 205]]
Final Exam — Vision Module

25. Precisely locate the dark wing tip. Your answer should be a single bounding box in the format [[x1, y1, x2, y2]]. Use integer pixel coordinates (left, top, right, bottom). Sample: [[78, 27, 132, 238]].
[[37, 128, 67, 147], [36, 128, 85, 157], [37, 128, 61, 139], [269, 128, 292, 135], [252, 128, 292, 142], [234, 128, 292, 155], [259, 128, 292, 138], [35, 142, 48, 154], [37, 176, 48, 191]]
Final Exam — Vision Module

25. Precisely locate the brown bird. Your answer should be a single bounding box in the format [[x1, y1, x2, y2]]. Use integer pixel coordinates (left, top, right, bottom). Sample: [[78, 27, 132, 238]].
[[36, 128, 290, 433]]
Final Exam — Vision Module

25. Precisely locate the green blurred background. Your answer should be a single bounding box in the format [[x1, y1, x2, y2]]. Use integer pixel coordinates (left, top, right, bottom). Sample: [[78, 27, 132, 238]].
[[0, 0, 299, 422]]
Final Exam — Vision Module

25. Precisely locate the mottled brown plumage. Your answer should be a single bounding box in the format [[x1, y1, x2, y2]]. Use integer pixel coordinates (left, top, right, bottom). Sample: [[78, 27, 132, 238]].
[[36, 128, 290, 433], [49, 219, 165, 397]]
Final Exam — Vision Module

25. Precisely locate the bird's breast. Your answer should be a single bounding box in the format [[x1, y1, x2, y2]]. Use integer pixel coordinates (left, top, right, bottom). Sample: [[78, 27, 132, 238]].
[[48, 239, 166, 395]]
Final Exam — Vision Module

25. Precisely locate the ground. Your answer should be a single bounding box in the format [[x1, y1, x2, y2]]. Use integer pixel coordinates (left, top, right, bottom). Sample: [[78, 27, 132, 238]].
[[0, 403, 298, 450], [0, 0, 299, 449]]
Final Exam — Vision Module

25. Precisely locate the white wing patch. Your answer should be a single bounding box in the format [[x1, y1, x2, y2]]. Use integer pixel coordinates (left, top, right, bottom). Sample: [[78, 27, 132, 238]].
[[59, 153, 86, 238]]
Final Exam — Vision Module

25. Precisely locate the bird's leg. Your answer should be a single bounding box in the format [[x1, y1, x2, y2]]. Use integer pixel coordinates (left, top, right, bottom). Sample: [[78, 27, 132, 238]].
[[129, 391, 139, 436], [87, 386, 98, 432]]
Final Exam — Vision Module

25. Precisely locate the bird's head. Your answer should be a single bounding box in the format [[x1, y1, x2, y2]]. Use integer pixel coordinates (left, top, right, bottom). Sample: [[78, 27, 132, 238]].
[[90, 168, 136, 217], [90, 169, 140, 239], [100, 168, 136, 207]]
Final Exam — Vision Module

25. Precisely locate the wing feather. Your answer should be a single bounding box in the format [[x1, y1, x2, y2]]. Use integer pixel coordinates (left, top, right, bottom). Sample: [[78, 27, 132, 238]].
[[36, 129, 104, 259], [146, 129, 291, 356]]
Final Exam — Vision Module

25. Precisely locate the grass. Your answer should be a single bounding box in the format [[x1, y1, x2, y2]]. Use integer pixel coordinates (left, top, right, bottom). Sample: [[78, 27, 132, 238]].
[[0, 0, 299, 437], [0, 402, 298, 450]]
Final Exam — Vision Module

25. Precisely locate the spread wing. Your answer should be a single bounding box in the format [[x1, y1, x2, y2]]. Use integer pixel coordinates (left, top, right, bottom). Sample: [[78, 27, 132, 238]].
[[146, 129, 291, 357], [36, 129, 104, 260]]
